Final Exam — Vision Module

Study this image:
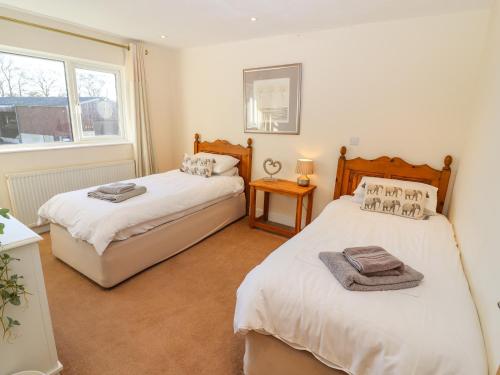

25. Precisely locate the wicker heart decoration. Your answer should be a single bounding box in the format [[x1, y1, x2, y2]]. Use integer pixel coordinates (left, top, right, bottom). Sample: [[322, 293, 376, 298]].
[[263, 158, 282, 180]]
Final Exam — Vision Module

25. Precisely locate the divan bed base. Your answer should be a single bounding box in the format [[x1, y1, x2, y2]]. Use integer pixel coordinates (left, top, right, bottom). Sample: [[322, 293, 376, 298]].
[[50, 193, 245, 288], [244, 332, 347, 375]]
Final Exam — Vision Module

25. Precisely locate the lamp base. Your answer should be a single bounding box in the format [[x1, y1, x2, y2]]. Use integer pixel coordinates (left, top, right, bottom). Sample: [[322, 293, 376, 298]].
[[262, 177, 277, 182], [297, 175, 310, 187]]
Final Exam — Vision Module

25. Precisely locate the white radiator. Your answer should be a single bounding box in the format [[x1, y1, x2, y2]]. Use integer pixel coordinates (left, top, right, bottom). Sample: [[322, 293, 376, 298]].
[[6, 160, 136, 227]]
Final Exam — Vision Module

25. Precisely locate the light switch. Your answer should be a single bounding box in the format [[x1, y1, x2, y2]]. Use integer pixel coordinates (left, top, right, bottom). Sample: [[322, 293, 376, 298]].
[[350, 137, 360, 146]]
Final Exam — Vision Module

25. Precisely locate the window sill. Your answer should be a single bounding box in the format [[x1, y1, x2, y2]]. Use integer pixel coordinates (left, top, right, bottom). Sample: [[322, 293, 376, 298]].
[[0, 141, 133, 154]]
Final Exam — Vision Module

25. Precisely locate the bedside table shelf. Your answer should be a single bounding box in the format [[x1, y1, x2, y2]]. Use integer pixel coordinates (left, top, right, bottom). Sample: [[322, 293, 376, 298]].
[[249, 179, 316, 237], [253, 217, 296, 238]]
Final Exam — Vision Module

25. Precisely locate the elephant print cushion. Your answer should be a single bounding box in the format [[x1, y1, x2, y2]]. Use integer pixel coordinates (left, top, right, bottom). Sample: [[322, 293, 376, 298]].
[[361, 183, 427, 219], [180, 154, 215, 177]]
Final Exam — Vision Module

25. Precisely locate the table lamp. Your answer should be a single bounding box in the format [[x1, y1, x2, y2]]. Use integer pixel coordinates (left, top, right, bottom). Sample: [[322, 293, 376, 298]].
[[295, 159, 314, 187]]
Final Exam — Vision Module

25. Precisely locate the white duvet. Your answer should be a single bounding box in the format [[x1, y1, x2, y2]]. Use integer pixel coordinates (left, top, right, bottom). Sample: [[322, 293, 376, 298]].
[[234, 196, 487, 375], [38, 170, 244, 255]]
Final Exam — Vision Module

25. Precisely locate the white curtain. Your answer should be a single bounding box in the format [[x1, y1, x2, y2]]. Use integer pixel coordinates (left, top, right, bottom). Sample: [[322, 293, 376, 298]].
[[130, 42, 156, 177]]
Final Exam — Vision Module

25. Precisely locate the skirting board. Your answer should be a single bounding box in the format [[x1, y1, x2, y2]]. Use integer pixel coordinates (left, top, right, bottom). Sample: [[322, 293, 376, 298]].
[[46, 361, 63, 375]]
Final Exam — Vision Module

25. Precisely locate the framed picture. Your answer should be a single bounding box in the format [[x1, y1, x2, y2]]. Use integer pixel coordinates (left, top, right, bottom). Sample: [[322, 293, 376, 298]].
[[243, 63, 302, 134]]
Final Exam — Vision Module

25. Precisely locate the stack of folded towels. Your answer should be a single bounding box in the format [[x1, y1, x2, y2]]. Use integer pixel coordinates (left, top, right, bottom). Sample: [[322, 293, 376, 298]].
[[87, 182, 147, 203], [319, 246, 424, 291]]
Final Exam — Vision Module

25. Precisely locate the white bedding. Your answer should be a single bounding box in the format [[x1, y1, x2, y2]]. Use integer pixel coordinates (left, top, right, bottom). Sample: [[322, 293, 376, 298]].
[[234, 196, 487, 375], [38, 170, 244, 255]]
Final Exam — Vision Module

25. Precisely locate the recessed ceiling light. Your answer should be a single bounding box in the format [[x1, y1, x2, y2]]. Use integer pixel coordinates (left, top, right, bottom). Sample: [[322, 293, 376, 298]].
[[160, 35, 166, 39], [250, 17, 257, 22]]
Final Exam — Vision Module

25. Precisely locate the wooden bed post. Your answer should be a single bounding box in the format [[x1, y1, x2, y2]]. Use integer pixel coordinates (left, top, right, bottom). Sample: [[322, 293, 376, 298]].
[[245, 138, 253, 214], [194, 133, 200, 153], [437, 155, 453, 214], [333, 146, 347, 200]]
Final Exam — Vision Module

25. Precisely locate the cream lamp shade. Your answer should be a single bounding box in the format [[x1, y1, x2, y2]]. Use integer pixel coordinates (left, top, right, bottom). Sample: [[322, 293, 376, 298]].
[[295, 159, 314, 175], [295, 159, 314, 186]]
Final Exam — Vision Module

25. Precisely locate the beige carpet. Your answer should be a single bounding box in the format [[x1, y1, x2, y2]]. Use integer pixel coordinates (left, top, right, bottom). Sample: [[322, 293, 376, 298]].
[[39, 218, 286, 375]]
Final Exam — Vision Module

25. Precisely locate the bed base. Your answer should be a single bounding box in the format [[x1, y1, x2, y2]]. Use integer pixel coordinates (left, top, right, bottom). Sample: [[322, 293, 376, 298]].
[[50, 193, 245, 288], [244, 332, 347, 375]]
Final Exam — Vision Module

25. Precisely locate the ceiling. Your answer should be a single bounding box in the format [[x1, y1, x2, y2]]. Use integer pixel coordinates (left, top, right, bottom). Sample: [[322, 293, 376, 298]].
[[0, 0, 493, 48]]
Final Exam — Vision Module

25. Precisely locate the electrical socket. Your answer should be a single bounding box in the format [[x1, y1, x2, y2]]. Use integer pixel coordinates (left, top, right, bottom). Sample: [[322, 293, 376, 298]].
[[349, 137, 360, 146]]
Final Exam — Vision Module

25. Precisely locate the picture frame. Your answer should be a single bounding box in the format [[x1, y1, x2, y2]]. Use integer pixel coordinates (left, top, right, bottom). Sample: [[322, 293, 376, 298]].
[[243, 63, 302, 135]]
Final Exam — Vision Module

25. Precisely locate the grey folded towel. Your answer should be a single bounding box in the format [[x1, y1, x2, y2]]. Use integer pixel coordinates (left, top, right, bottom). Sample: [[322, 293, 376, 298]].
[[343, 246, 405, 276], [319, 252, 424, 291], [97, 182, 136, 194], [88, 186, 147, 203]]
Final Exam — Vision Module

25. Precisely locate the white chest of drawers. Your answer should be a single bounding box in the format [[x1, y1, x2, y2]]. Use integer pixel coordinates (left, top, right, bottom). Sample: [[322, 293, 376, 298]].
[[0, 215, 62, 375]]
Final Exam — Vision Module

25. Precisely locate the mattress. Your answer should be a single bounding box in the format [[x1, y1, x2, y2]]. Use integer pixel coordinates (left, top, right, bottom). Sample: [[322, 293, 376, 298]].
[[234, 196, 488, 375], [39, 170, 244, 254]]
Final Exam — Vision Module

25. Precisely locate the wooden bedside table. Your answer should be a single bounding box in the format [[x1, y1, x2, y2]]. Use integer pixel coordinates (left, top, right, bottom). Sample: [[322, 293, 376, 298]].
[[248, 179, 316, 237]]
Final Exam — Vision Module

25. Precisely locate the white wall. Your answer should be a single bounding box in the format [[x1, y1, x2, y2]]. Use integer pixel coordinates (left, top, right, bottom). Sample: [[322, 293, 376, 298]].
[[175, 10, 489, 225], [0, 7, 178, 210], [449, 2, 500, 373]]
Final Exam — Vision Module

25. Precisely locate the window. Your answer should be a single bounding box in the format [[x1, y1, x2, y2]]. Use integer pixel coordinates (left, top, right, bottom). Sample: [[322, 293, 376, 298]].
[[0, 52, 72, 145], [75, 68, 121, 138], [0, 49, 126, 148]]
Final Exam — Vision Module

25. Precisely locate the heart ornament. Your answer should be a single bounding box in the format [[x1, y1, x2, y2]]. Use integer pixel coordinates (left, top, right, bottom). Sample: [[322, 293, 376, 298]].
[[263, 158, 282, 181]]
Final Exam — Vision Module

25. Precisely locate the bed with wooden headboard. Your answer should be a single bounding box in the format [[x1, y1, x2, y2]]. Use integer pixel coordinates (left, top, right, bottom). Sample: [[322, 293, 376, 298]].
[[238, 147, 471, 375], [333, 146, 452, 213], [48, 134, 253, 288]]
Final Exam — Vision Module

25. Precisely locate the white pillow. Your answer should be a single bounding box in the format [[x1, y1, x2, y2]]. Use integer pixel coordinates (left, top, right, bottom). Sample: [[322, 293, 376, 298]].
[[195, 152, 239, 174], [351, 190, 364, 204], [353, 176, 438, 214], [213, 167, 239, 177]]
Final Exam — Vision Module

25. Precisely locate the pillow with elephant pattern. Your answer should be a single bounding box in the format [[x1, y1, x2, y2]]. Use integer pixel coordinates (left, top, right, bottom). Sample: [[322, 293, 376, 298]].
[[361, 183, 427, 219], [180, 154, 215, 178]]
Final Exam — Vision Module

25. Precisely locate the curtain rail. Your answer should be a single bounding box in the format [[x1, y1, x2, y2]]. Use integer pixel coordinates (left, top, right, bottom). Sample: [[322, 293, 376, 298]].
[[0, 15, 130, 50]]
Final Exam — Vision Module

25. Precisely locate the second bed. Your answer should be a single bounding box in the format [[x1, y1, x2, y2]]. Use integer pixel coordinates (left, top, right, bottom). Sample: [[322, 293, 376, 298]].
[[39, 134, 253, 288], [234, 148, 488, 375]]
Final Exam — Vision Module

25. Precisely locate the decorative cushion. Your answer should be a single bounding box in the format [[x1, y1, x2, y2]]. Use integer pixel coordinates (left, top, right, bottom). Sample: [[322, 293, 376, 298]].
[[180, 154, 215, 177], [353, 176, 438, 215], [361, 182, 427, 219], [195, 152, 239, 174]]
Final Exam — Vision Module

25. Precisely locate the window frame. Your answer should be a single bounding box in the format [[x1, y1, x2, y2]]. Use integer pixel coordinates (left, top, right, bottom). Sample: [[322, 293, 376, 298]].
[[0, 45, 130, 152]]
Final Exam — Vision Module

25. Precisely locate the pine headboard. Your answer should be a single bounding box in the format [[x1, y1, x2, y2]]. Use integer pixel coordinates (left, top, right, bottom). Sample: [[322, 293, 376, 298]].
[[333, 146, 452, 213], [194, 133, 253, 210]]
